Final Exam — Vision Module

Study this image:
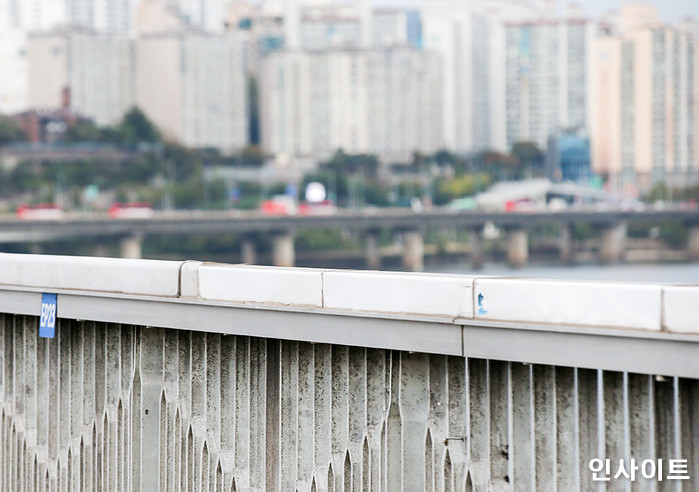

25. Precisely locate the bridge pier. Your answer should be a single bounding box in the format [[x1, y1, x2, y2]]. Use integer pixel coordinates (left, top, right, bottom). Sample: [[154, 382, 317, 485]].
[[120, 234, 143, 259], [599, 222, 627, 264], [507, 229, 528, 268], [470, 230, 484, 269], [559, 225, 574, 265], [364, 232, 381, 269], [402, 230, 424, 272], [272, 232, 295, 267], [241, 239, 257, 265], [688, 226, 699, 261]]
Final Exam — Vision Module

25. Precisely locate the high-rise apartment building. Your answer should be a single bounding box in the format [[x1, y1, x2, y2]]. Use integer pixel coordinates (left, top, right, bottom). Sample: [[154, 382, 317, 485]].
[[136, 32, 248, 151], [260, 47, 443, 162], [66, 0, 136, 33], [27, 31, 134, 126], [592, 5, 698, 190], [504, 17, 595, 151], [422, 0, 504, 153]]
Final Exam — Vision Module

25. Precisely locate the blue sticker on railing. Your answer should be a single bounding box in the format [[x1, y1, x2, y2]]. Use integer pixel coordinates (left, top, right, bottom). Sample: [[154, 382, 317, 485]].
[[477, 290, 488, 315], [39, 293, 57, 338]]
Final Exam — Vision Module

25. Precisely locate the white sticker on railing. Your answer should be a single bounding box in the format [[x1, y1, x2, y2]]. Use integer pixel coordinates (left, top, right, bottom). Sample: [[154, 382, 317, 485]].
[[39, 293, 57, 338]]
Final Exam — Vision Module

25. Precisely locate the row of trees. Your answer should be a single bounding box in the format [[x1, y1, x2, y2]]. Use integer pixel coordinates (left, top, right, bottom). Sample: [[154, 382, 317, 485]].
[[1, 107, 550, 210]]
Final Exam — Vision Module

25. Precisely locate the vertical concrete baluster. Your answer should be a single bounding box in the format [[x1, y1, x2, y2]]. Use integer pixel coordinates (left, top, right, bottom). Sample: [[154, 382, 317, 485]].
[[105, 325, 121, 492], [628, 373, 653, 492], [0, 315, 5, 402], [37, 336, 49, 470], [58, 325, 71, 484], [313, 344, 332, 492], [139, 328, 165, 492], [219, 336, 236, 487], [603, 371, 627, 492], [399, 352, 430, 490], [348, 347, 367, 489], [577, 369, 600, 491], [297, 343, 315, 490], [280, 341, 299, 490], [533, 365, 555, 490], [511, 363, 534, 491], [206, 334, 221, 453], [14, 316, 25, 427], [250, 338, 268, 492], [25, 318, 38, 468], [265, 339, 281, 491], [446, 357, 467, 489], [235, 337, 250, 489], [331, 346, 350, 490], [468, 358, 490, 488], [428, 355, 447, 490], [678, 378, 698, 489], [70, 322, 83, 445], [489, 360, 510, 487], [365, 349, 386, 491], [555, 367, 576, 490]]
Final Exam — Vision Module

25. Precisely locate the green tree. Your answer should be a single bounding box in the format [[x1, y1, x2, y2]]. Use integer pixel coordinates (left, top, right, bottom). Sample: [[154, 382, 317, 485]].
[[115, 107, 161, 145], [0, 115, 23, 146], [240, 145, 266, 167], [511, 142, 544, 178]]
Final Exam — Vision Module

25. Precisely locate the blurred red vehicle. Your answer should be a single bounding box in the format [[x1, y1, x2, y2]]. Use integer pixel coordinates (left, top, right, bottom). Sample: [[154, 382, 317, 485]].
[[16, 203, 64, 220], [260, 196, 297, 215], [298, 200, 337, 215], [108, 202, 154, 219]]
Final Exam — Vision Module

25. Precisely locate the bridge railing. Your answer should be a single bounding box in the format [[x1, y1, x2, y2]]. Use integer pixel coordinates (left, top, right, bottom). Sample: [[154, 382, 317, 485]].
[[0, 253, 697, 490]]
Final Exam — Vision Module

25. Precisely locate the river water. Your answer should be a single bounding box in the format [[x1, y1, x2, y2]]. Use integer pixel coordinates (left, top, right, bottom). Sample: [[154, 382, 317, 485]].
[[427, 262, 699, 284]]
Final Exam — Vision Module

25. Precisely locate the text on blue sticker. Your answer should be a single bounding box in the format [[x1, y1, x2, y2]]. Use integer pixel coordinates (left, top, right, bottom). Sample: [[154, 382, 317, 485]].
[[39, 293, 57, 338]]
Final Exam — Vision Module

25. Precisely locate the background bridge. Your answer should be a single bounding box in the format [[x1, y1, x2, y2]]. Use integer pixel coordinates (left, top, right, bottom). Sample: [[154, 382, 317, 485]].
[[2, 209, 699, 269], [0, 254, 697, 490]]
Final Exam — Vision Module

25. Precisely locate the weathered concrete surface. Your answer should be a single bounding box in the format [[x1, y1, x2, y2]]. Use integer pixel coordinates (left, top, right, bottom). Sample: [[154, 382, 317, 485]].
[[0, 313, 696, 491]]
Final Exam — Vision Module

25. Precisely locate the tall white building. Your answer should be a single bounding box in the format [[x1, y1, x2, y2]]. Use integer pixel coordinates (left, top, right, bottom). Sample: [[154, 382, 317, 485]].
[[136, 32, 248, 150], [260, 47, 443, 162], [422, 0, 505, 153], [505, 17, 595, 150], [27, 31, 135, 125], [0, 27, 28, 113], [65, 0, 136, 33]]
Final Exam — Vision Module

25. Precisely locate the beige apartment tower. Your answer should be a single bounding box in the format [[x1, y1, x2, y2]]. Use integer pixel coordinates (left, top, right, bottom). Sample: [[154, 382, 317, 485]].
[[592, 5, 699, 193], [135, 32, 249, 151]]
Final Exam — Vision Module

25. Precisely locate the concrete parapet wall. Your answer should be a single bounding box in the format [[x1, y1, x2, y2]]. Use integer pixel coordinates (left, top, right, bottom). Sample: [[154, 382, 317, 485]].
[[0, 254, 698, 490], [0, 315, 696, 491]]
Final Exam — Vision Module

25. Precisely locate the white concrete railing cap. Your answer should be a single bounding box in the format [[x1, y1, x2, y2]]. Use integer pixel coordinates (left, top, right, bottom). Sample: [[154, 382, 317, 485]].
[[662, 286, 699, 334], [197, 263, 324, 307], [0, 253, 182, 297], [473, 277, 663, 331], [322, 270, 475, 319]]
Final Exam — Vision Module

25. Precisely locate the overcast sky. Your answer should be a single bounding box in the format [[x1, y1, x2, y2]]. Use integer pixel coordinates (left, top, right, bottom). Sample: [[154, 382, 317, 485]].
[[368, 0, 699, 22]]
